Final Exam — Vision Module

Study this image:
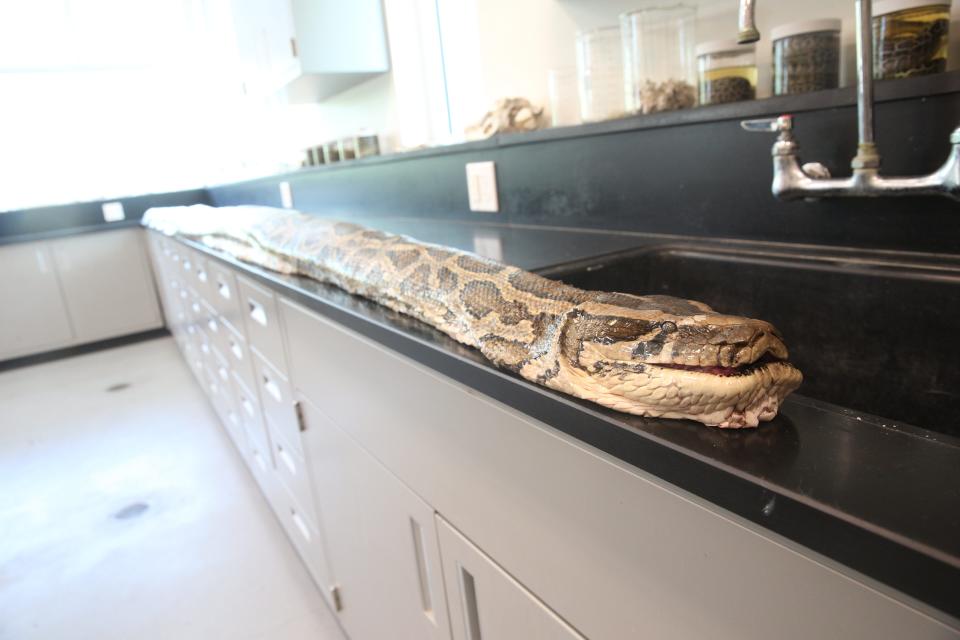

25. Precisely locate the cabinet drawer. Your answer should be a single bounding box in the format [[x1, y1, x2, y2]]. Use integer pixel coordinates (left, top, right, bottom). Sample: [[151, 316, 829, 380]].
[[222, 393, 246, 453], [237, 275, 287, 372], [187, 295, 207, 327], [202, 307, 231, 360], [245, 429, 283, 515], [437, 517, 586, 640], [223, 322, 257, 393], [212, 348, 232, 390], [272, 433, 319, 531], [208, 262, 244, 331], [179, 249, 196, 279], [233, 371, 271, 459], [185, 343, 206, 383], [253, 352, 302, 458], [190, 253, 214, 299], [276, 482, 333, 598]]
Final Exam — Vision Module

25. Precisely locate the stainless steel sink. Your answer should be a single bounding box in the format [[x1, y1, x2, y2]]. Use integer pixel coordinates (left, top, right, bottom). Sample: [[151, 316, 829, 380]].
[[538, 240, 960, 437]]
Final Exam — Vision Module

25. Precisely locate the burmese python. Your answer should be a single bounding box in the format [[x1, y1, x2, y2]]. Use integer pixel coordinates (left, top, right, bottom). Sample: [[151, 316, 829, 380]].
[[144, 205, 802, 428]]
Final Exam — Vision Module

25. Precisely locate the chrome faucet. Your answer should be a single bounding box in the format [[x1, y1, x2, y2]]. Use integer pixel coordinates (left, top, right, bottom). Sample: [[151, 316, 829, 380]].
[[736, 0, 960, 200]]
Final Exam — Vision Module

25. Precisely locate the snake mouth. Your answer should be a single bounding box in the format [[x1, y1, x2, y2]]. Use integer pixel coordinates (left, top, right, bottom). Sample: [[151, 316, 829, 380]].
[[650, 353, 787, 377]]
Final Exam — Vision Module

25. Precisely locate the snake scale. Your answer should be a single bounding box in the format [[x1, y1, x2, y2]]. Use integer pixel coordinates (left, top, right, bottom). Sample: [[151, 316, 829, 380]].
[[144, 205, 802, 428]]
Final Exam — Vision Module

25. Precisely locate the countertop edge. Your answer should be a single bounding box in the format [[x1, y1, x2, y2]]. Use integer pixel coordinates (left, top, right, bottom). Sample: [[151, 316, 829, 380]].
[[160, 229, 960, 623], [0, 220, 144, 246]]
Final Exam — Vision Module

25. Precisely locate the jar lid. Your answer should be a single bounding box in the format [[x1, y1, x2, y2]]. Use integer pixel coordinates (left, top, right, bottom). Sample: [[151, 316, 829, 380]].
[[770, 18, 842, 41], [695, 39, 755, 57], [873, 0, 949, 17]]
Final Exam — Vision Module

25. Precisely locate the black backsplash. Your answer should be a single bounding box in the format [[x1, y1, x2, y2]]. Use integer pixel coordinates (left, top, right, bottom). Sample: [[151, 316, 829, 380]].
[[0, 189, 210, 243], [207, 71, 960, 254]]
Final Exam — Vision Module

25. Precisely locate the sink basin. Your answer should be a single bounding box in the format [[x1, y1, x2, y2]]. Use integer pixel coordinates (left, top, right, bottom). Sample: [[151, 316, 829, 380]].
[[538, 241, 960, 437]]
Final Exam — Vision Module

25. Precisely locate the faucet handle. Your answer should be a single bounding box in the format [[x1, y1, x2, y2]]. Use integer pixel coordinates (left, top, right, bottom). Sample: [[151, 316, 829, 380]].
[[741, 115, 793, 133]]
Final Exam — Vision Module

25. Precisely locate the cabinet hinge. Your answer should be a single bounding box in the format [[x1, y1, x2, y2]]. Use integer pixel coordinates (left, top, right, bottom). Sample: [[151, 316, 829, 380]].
[[294, 400, 307, 432], [330, 585, 343, 612], [290, 37, 298, 58]]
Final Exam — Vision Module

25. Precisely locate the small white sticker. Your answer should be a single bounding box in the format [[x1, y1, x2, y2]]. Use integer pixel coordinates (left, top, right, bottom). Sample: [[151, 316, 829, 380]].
[[279, 181, 294, 209], [101, 201, 125, 222], [466, 161, 499, 213]]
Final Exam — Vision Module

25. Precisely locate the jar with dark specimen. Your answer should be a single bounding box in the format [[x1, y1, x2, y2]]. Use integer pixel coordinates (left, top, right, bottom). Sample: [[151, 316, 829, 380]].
[[873, 0, 951, 79], [772, 19, 842, 95], [696, 40, 757, 106]]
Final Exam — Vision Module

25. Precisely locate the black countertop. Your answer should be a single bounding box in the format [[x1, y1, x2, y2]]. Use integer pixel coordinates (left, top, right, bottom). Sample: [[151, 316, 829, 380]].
[[157, 218, 959, 623]]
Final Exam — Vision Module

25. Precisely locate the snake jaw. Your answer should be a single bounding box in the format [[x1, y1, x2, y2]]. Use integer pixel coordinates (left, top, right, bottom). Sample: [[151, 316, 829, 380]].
[[552, 306, 802, 428]]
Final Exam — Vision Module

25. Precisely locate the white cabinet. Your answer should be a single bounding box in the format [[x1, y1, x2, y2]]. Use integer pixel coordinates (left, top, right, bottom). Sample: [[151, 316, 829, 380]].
[[0, 241, 73, 359], [437, 517, 587, 640], [50, 229, 161, 343], [280, 297, 956, 640], [299, 396, 450, 640], [149, 235, 957, 640], [230, 0, 389, 101], [0, 229, 163, 362]]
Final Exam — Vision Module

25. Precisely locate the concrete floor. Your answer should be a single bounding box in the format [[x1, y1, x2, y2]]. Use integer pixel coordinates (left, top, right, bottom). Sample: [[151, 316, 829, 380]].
[[0, 337, 346, 640]]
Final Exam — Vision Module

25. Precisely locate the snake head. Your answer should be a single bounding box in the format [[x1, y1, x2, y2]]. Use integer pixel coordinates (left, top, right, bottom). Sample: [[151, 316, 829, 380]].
[[551, 299, 801, 428]]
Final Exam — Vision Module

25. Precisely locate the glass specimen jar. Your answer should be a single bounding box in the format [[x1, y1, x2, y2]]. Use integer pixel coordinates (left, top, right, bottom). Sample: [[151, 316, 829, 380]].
[[771, 19, 842, 95], [621, 5, 697, 114], [696, 40, 757, 105], [873, 0, 951, 79], [576, 27, 626, 122], [547, 68, 582, 127]]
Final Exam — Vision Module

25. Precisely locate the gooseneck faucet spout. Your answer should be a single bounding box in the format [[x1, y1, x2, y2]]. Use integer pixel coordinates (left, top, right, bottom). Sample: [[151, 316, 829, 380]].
[[737, 0, 759, 44], [739, 0, 960, 201]]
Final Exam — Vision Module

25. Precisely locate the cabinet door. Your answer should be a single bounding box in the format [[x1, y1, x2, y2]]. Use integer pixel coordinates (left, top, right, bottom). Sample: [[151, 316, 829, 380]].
[[0, 241, 74, 359], [230, 0, 299, 96], [51, 229, 162, 343], [299, 396, 450, 640], [437, 517, 587, 640]]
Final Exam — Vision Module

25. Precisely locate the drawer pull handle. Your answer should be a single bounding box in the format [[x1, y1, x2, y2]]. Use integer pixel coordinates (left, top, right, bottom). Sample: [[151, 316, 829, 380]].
[[218, 366, 228, 382], [197, 269, 208, 283], [192, 302, 201, 314], [278, 445, 296, 475], [207, 318, 218, 333], [183, 260, 192, 272], [241, 396, 255, 417], [218, 280, 231, 300], [459, 566, 482, 640], [229, 339, 243, 361], [263, 375, 282, 402], [254, 449, 268, 472], [291, 509, 311, 542], [249, 300, 268, 327], [411, 518, 436, 623]]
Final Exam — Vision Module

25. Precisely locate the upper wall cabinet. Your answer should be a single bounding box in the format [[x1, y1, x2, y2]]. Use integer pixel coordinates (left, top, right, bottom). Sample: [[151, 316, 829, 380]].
[[232, 0, 389, 102]]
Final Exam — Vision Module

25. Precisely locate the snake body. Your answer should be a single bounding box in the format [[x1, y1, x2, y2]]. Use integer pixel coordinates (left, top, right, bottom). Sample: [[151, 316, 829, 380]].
[[144, 205, 802, 428]]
